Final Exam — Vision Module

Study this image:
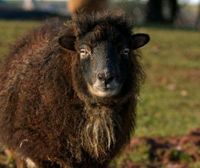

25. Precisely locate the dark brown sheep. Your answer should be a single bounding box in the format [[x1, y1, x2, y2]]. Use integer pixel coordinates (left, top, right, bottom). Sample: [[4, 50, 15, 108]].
[[0, 12, 150, 168]]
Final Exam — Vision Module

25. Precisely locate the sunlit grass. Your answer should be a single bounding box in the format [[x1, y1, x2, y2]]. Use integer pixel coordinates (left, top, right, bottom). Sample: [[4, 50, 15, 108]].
[[135, 27, 200, 137], [0, 20, 39, 57]]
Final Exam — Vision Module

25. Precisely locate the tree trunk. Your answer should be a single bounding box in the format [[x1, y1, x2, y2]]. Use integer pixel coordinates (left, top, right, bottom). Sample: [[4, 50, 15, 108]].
[[146, 0, 163, 23], [146, 0, 178, 23], [169, 0, 179, 22], [195, 0, 200, 29]]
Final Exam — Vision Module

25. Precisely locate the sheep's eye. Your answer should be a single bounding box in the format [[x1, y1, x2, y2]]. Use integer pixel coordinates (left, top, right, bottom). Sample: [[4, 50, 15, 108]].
[[123, 48, 130, 55], [80, 48, 91, 59], [121, 48, 130, 57]]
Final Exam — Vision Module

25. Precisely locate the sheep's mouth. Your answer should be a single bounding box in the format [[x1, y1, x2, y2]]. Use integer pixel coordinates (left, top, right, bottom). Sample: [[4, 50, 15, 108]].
[[87, 82, 122, 98]]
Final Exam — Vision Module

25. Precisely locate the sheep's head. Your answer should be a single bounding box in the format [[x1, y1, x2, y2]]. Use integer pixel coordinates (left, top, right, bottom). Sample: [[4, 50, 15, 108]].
[[58, 13, 149, 158], [59, 12, 150, 99]]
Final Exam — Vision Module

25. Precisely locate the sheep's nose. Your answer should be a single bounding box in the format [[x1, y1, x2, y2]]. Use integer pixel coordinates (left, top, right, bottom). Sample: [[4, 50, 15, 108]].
[[97, 72, 115, 84]]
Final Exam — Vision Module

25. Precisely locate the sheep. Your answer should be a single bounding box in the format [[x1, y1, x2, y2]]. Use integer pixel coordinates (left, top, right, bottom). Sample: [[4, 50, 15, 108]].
[[0, 12, 150, 168], [68, 0, 108, 14]]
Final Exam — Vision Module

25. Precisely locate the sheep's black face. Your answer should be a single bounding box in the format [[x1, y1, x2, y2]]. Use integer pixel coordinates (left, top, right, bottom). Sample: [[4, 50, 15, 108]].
[[78, 41, 129, 98], [59, 28, 150, 98]]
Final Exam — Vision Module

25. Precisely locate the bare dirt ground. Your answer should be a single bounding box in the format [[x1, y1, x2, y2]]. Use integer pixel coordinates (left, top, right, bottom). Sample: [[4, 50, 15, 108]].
[[113, 128, 200, 168]]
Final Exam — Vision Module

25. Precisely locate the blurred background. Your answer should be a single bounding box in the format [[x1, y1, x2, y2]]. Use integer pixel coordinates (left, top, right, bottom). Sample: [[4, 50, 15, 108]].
[[0, 0, 200, 28], [0, 0, 200, 168]]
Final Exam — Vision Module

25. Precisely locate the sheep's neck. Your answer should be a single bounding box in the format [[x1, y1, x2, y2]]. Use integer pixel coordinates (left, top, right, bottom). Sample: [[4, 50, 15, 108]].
[[81, 104, 121, 160]]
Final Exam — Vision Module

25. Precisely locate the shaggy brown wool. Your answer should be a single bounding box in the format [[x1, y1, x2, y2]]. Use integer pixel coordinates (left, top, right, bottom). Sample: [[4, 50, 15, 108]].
[[0, 12, 144, 168]]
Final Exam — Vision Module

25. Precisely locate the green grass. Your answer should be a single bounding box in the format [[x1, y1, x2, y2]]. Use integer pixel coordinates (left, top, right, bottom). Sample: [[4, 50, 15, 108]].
[[135, 27, 200, 137], [0, 20, 200, 167], [0, 20, 39, 57]]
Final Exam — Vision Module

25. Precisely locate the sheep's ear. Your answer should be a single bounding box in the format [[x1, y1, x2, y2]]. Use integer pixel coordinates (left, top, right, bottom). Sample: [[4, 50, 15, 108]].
[[58, 35, 76, 51], [131, 33, 150, 50]]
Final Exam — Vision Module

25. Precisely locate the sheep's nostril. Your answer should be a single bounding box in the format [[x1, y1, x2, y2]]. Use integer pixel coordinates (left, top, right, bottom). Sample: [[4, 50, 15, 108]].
[[97, 73, 105, 81], [97, 72, 115, 84]]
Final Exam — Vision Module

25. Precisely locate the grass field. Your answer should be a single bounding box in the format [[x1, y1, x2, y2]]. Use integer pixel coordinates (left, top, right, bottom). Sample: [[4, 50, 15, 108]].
[[0, 20, 200, 168], [136, 26, 200, 137]]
